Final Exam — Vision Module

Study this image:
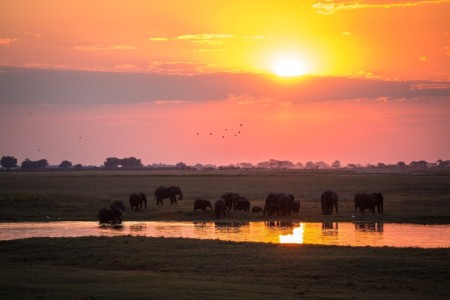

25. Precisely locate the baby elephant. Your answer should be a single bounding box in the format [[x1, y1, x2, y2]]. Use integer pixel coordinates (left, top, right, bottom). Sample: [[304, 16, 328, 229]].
[[194, 199, 212, 212], [252, 206, 263, 214]]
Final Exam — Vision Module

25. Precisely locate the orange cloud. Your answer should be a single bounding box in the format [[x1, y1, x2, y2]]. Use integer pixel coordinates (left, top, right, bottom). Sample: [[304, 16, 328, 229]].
[[74, 45, 136, 51], [312, 0, 450, 14], [147, 61, 217, 75], [0, 38, 18, 47]]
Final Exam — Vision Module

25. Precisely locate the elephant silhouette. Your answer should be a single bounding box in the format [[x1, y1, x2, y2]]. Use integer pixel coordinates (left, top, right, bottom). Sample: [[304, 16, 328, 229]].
[[154, 186, 183, 205], [194, 199, 212, 212], [354, 193, 384, 214], [263, 193, 296, 216], [129, 192, 147, 211], [321, 191, 339, 215], [98, 200, 126, 224], [214, 199, 226, 218]]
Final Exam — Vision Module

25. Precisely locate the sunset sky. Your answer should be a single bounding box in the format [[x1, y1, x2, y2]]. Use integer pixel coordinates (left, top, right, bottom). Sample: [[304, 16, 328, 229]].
[[1, 0, 449, 166]]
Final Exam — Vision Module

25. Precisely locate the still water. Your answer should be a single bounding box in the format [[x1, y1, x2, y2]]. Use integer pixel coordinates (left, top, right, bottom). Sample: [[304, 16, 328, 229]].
[[0, 221, 449, 248]]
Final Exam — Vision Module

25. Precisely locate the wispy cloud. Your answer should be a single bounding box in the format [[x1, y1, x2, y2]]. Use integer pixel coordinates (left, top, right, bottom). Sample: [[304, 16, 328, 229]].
[[154, 100, 199, 105], [74, 45, 136, 51], [0, 38, 18, 47], [2, 67, 449, 105], [148, 33, 264, 43], [148, 37, 169, 41], [114, 64, 137, 71], [312, 0, 450, 14], [410, 82, 450, 90], [176, 34, 236, 40], [147, 61, 216, 75]]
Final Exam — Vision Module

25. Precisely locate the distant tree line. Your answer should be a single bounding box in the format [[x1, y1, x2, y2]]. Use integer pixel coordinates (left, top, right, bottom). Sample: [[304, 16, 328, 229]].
[[1, 155, 449, 171]]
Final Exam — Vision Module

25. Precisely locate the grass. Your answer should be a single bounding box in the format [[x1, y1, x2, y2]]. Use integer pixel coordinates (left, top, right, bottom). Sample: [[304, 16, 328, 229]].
[[0, 236, 449, 299], [0, 169, 449, 299], [0, 169, 449, 224]]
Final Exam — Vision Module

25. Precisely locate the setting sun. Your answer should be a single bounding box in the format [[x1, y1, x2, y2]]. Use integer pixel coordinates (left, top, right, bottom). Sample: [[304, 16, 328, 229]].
[[273, 57, 307, 77]]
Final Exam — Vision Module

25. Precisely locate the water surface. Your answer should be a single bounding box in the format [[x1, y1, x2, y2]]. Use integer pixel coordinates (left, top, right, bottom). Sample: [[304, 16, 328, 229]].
[[0, 221, 448, 248]]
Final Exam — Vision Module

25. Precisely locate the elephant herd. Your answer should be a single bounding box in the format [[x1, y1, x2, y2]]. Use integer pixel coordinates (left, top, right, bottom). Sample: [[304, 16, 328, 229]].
[[98, 184, 384, 224], [98, 185, 182, 224], [320, 191, 384, 215]]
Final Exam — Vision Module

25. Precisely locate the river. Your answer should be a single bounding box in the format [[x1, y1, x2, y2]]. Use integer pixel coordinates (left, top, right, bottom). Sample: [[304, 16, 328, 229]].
[[0, 221, 449, 248]]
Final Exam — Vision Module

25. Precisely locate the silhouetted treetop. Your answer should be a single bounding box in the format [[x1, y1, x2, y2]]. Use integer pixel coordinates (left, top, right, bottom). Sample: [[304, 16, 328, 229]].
[[59, 160, 72, 169], [1, 156, 18, 170]]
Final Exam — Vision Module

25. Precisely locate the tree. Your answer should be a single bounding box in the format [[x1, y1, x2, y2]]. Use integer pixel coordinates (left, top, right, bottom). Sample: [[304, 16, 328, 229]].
[[38, 159, 48, 168], [331, 160, 341, 169], [437, 160, 450, 168], [305, 161, 315, 169], [397, 161, 407, 169], [410, 160, 428, 169], [120, 157, 143, 168], [1, 156, 18, 170], [21, 159, 48, 170], [295, 162, 304, 169], [256, 159, 294, 169], [104, 157, 120, 169], [59, 160, 72, 169], [175, 162, 187, 169]]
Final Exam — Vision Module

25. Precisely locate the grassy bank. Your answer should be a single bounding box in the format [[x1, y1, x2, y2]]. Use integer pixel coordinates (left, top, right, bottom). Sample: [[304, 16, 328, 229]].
[[0, 169, 449, 224], [0, 236, 449, 299]]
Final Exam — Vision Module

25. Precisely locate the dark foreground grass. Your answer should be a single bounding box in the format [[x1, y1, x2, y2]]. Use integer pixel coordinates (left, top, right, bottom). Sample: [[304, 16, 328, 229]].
[[1, 169, 449, 224], [0, 236, 449, 299]]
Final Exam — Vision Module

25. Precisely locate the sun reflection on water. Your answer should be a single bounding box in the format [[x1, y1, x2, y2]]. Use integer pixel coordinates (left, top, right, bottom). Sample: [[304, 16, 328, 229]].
[[279, 223, 304, 244]]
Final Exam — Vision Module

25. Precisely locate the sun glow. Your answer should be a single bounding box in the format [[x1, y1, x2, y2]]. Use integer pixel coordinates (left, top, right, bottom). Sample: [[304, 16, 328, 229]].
[[279, 224, 305, 244], [273, 57, 307, 77]]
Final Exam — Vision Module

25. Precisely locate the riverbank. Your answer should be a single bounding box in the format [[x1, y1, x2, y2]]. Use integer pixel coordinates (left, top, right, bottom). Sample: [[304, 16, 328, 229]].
[[1, 236, 449, 299], [1, 169, 449, 224]]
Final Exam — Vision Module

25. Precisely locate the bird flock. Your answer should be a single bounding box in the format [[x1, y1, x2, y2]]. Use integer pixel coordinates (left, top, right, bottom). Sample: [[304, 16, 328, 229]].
[[196, 123, 243, 139]]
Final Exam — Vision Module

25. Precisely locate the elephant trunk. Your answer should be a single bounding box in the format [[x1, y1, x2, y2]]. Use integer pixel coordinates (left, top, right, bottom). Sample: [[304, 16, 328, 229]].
[[178, 191, 183, 200]]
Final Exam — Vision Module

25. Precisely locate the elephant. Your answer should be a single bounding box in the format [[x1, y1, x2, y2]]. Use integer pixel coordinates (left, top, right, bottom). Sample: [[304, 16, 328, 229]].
[[98, 200, 126, 224], [354, 193, 384, 214], [290, 200, 300, 213], [264, 193, 296, 216], [321, 191, 339, 215], [373, 193, 384, 213], [252, 206, 263, 214], [194, 199, 212, 212], [278, 194, 293, 216], [154, 186, 183, 205], [234, 197, 250, 212], [220, 192, 241, 210], [214, 199, 226, 218], [263, 202, 280, 216], [129, 192, 147, 211]]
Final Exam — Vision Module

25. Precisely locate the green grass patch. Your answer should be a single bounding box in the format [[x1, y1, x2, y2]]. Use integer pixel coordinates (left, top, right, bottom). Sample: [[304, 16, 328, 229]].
[[0, 169, 449, 223], [0, 236, 449, 299]]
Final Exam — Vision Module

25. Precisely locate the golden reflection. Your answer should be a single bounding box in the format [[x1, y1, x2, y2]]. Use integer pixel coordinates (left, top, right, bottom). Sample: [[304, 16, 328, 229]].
[[279, 223, 304, 244], [355, 222, 384, 233], [129, 223, 147, 231]]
